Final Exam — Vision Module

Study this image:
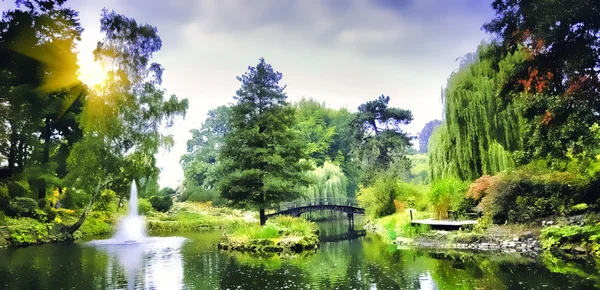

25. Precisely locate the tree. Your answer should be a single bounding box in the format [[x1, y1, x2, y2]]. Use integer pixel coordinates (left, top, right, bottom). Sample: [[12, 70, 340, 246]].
[[293, 98, 335, 165], [0, 0, 84, 203], [64, 10, 188, 232], [181, 105, 231, 190], [217, 58, 312, 225], [352, 95, 413, 183], [484, 0, 600, 162], [417, 120, 441, 153], [429, 45, 523, 181]]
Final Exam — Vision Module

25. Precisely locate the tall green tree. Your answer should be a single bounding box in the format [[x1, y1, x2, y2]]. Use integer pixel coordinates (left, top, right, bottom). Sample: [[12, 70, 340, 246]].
[[65, 10, 187, 232], [181, 105, 231, 190], [0, 0, 84, 202], [352, 95, 413, 184], [484, 0, 600, 162], [429, 45, 524, 181], [217, 58, 311, 225]]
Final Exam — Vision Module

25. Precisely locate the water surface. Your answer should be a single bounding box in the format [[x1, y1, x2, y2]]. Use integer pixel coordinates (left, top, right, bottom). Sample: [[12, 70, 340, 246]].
[[1, 218, 598, 289]]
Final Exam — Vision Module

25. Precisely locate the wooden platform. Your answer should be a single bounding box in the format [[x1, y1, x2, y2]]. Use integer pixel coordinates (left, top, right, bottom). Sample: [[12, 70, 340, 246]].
[[411, 219, 477, 230]]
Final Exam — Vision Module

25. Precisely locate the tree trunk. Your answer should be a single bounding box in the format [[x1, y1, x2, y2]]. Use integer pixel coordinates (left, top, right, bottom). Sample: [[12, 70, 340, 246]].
[[259, 208, 266, 226], [7, 130, 18, 176], [64, 180, 109, 234], [38, 118, 51, 201]]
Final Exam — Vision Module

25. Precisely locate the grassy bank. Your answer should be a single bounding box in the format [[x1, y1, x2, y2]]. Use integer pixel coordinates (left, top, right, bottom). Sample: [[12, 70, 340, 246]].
[[218, 216, 319, 253], [0, 201, 254, 248]]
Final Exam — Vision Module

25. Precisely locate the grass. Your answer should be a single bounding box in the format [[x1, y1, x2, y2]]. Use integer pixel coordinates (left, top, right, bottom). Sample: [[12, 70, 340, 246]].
[[225, 216, 318, 241], [372, 210, 432, 241], [219, 216, 320, 253]]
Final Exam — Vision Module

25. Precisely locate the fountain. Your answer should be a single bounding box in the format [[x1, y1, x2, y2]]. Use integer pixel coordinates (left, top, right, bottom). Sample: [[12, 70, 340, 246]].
[[88, 181, 186, 289], [113, 182, 146, 243]]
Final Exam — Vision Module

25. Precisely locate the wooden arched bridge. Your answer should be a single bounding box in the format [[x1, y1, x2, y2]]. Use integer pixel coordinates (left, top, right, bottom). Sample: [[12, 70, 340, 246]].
[[265, 198, 365, 226]]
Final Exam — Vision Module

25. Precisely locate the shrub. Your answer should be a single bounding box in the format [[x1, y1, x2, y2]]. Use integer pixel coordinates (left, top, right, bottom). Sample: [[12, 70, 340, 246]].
[[541, 225, 600, 258], [0, 184, 9, 212], [357, 175, 398, 219], [7, 197, 38, 217], [149, 195, 173, 212], [137, 198, 153, 215], [94, 189, 116, 211], [428, 178, 468, 219], [180, 185, 225, 206], [478, 167, 588, 224], [7, 180, 29, 198]]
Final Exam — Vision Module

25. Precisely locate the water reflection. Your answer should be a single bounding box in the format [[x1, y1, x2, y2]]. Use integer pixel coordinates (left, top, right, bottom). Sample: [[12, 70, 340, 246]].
[[91, 237, 186, 290], [1, 220, 600, 289]]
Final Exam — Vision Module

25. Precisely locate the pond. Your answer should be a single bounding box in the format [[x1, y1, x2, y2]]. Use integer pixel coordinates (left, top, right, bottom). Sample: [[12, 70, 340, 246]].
[[0, 218, 599, 290]]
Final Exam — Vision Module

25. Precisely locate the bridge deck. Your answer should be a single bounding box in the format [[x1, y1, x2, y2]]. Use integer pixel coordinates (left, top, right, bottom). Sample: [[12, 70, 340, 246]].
[[411, 219, 477, 230]]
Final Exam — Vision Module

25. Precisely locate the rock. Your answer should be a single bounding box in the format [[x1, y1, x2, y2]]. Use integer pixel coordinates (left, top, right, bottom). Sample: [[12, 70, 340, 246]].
[[512, 236, 520, 242]]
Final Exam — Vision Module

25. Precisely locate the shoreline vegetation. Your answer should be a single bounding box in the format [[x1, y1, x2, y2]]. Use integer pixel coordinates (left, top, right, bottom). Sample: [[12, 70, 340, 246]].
[[0, 201, 321, 253], [363, 210, 600, 263]]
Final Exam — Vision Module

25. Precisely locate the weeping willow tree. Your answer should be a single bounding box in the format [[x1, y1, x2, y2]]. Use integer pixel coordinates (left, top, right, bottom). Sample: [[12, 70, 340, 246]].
[[429, 44, 528, 181], [300, 161, 348, 219]]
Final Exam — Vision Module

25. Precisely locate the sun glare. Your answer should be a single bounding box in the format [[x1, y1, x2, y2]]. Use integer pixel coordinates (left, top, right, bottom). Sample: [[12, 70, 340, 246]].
[[78, 56, 108, 88]]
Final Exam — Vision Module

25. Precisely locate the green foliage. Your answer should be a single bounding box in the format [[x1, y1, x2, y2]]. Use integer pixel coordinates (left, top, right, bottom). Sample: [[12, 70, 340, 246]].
[[180, 185, 225, 206], [353, 95, 413, 183], [137, 198, 153, 215], [217, 58, 312, 220], [477, 165, 593, 223], [226, 216, 317, 240], [429, 44, 525, 181], [65, 9, 188, 222], [485, 0, 600, 162], [0, 184, 9, 212], [407, 154, 430, 184], [93, 189, 116, 211], [541, 225, 600, 258], [357, 174, 398, 219], [428, 178, 468, 219], [395, 181, 429, 211], [149, 195, 173, 212], [7, 197, 38, 217], [7, 180, 30, 198]]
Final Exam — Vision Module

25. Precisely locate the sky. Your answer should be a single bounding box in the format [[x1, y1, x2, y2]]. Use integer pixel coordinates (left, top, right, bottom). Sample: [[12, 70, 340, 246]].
[[2, 0, 496, 189]]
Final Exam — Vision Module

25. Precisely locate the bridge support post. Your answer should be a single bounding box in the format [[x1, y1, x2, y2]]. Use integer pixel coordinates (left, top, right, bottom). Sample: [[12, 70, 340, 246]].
[[347, 213, 354, 229]]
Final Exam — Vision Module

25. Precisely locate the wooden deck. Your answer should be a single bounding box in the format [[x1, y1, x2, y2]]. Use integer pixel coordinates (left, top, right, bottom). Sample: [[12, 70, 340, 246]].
[[411, 219, 477, 230]]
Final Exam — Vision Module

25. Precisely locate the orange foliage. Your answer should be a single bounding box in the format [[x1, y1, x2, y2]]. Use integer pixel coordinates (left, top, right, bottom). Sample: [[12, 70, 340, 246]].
[[393, 200, 405, 212], [466, 175, 497, 201], [518, 67, 553, 93], [542, 111, 553, 125]]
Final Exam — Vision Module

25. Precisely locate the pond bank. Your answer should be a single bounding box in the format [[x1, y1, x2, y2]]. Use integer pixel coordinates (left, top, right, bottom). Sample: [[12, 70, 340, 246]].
[[365, 211, 600, 262], [218, 216, 320, 253], [0, 202, 254, 248]]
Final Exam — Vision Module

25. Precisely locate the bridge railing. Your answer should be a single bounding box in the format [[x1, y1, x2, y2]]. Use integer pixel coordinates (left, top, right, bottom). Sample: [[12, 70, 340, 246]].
[[276, 197, 359, 211]]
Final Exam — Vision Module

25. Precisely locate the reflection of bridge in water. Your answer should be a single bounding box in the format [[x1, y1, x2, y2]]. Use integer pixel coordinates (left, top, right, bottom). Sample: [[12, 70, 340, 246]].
[[266, 198, 365, 226], [320, 230, 367, 243]]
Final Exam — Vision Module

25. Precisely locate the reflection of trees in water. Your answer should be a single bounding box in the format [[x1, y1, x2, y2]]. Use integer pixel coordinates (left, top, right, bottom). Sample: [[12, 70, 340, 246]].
[[0, 244, 109, 290]]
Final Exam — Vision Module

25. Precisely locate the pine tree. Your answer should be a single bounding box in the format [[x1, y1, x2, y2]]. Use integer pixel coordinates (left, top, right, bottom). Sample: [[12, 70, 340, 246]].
[[217, 58, 312, 225]]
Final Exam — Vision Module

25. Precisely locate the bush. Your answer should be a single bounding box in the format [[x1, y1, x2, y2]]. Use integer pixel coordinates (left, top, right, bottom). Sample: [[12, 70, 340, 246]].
[[7, 197, 38, 217], [357, 175, 398, 219], [182, 186, 226, 206], [137, 198, 153, 215], [0, 184, 9, 212], [428, 178, 468, 219], [478, 167, 589, 224], [149, 195, 173, 212], [541, 225, 600, 258], [7, 180, 29, 198]]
